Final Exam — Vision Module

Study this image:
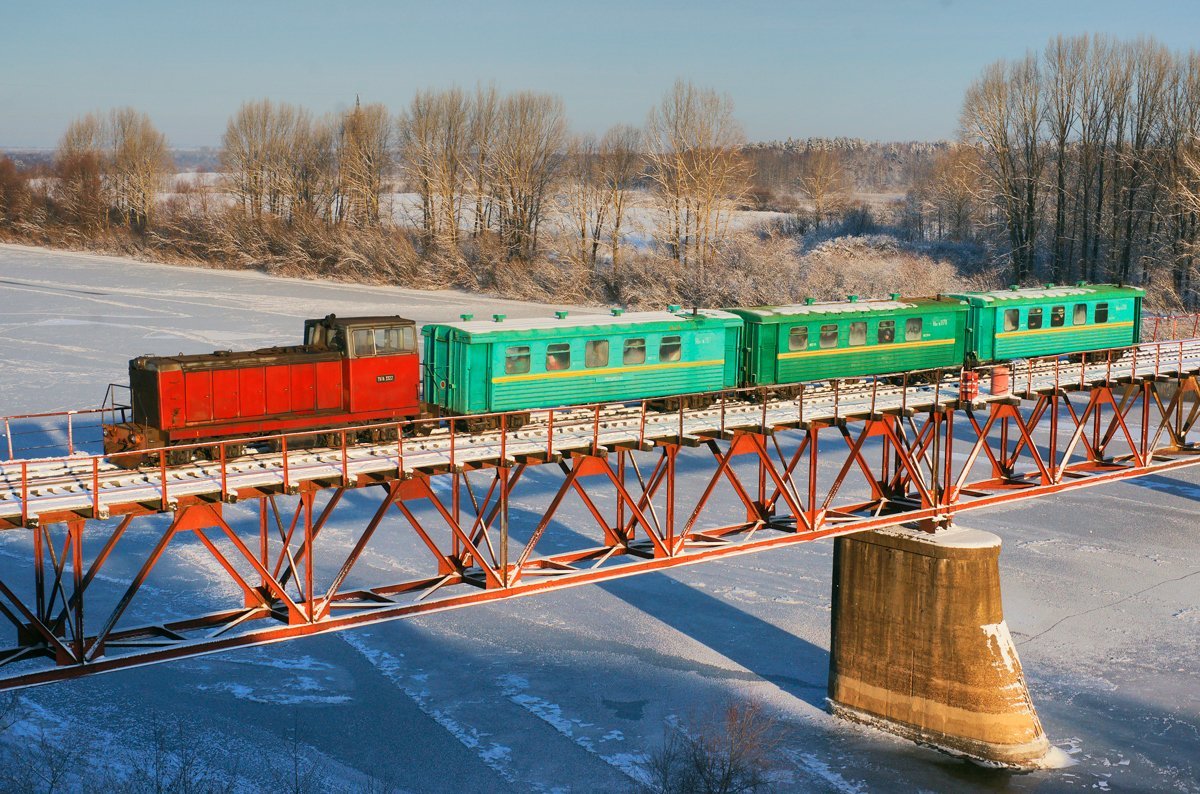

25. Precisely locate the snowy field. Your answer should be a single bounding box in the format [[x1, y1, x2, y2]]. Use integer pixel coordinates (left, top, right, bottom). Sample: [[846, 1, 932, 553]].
[[0, 243, 1197, 792]]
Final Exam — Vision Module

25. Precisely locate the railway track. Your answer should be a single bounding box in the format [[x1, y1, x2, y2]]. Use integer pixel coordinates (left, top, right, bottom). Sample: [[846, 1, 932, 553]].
[[3, 339, 1200, 528]]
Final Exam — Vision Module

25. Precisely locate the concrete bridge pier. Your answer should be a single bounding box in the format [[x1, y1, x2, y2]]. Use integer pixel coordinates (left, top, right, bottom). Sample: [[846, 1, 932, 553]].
[[827, 525, 1050, 769]]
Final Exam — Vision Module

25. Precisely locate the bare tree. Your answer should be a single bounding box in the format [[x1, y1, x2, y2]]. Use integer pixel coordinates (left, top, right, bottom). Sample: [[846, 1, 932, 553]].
[[563, 134, 609, 269], [284, 110, 338, 222], [645, 80, 748, 267], [0, 156, 31, 225], [336, 99, 394, 227], [400, 88, 470, 247], [107, 107, 173, 232], [491, 90, 566, 260], [640, 701, 779, 794], [467, 83, 500, 238], [54, 112, 108, 232], [1044, 35, 1086, 281], [797, 148, 848, 229], [960, 54, 1046, 282], [599, 123, 643, 271]]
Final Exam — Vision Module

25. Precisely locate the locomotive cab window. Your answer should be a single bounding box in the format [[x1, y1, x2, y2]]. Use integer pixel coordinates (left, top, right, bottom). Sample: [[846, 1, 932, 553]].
[[352, 329, 375, 357], [660, 336, 682, 362], [848, 322, 867, 346], [878, 320, 895, 344], [585, 339, 609, 368], [546, 343, 571, 371], [623, 338, 646, 365], [505, 346, 531, 375], [374, 326, 414, 354], [1028, 308, 1043, 330], [1003, 309, 1019, 332], [788, 326, 809, 351], [1095, 303, 1109, 323], [819, 324, 838, 349], [1073, 304, 1088, 325], [1050, 306, 1065, 327], [905, 317, 923, 342]]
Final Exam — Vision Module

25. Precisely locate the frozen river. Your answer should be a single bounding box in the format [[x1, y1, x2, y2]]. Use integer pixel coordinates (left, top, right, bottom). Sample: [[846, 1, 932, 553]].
[[0, 244, 1197, 792]]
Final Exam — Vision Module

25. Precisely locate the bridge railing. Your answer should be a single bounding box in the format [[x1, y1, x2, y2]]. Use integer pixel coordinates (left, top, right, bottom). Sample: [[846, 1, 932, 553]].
[[4, 334, 1200, 528], [0, 407, 108, 462], [1142, 313, 1200, 343]]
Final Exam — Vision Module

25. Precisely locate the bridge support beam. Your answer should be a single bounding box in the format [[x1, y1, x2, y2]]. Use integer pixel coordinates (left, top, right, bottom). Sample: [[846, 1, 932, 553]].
[[827, 525, 1049, 769]]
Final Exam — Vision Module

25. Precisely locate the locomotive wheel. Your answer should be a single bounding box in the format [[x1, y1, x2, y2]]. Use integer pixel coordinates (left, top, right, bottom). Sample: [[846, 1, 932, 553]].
[[166, 448, 193, 467], [406, 421, 435, 437]]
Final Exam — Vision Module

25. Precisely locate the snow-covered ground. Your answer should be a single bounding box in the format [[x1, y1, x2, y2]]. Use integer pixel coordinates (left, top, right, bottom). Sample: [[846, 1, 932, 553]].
[[0, 244, 1197, 792]]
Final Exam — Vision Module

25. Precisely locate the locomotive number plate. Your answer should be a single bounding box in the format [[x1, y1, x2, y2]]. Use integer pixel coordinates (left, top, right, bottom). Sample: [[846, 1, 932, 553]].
[[376, 374, 395, 383]]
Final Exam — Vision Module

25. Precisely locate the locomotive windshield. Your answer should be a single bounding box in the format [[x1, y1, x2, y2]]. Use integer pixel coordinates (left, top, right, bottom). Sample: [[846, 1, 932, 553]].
[[350, 325, 416, 357]]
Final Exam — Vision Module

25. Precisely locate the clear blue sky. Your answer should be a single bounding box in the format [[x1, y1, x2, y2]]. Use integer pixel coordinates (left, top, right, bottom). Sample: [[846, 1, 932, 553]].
[[2, 0, 1198, 148]]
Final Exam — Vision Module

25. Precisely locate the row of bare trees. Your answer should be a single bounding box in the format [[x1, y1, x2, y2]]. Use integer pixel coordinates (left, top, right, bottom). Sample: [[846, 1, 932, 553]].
[[221, 98, 393, 227], [947, 34, 1200, 298], [214, 81, 748, 266]]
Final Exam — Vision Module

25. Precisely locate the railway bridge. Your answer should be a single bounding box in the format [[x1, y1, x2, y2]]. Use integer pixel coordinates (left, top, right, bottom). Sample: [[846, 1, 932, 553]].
[[1, 326, 1199, 768]]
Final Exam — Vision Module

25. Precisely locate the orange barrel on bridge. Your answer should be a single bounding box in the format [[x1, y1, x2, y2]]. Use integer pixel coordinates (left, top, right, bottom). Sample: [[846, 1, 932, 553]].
[[990, 365, 1011, 397], [959, 370, 980, 402]]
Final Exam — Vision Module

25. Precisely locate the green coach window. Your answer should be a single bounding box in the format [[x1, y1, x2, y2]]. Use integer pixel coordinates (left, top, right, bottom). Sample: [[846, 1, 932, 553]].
[[547, 343, 571, 371], [788, 326, 809, 351], [1028, 308, 1043, 330], [1095, 303, 1109, 323], [1073, 304, 1088, 325], [878, 320, 895, 344], [1003, 309, 1019, 332], [624, 338, 646, 365], [1051, 306, 1065, 327], [585, 339, 609, 368], [819, 324, 838, 349], [505, 345, 531, 375], [849, 322, 867, 346], [905, 317, 923, 342], [660, 336, 682, 362]]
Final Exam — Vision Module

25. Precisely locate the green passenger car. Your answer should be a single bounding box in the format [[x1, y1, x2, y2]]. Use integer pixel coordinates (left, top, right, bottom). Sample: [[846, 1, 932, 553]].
[[949, 284, 1143, 364], [728, 297, 969, 386], [421, 309, 743, 415]]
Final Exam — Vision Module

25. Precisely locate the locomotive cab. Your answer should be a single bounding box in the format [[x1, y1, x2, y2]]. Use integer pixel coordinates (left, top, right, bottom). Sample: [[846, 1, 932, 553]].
[[308, 315, 421, 414]]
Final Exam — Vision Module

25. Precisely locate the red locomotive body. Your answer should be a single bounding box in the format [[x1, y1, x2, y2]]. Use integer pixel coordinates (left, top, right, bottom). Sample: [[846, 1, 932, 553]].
[[103, 315, 421, 465]]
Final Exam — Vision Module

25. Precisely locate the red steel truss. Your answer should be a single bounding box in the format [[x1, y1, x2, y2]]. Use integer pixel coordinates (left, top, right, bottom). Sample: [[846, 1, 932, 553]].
[[0, 341, 1198, 689]]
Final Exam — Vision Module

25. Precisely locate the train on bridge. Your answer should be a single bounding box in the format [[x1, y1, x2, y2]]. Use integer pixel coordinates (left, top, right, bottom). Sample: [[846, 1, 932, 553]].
[[101, 283, 1142, 465]]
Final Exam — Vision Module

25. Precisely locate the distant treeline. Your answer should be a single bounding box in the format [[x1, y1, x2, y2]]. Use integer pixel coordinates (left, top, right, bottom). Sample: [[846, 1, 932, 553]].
[[1, 35, 1199, 309]]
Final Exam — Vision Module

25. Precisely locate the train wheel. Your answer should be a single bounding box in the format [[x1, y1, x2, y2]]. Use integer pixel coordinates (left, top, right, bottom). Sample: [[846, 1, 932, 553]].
[[405, 421, 435, 438], [166, 448, 192, 467]]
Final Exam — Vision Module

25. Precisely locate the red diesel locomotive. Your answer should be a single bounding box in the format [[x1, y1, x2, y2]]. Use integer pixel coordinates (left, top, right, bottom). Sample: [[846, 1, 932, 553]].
[[103, 315, 422, 465]]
